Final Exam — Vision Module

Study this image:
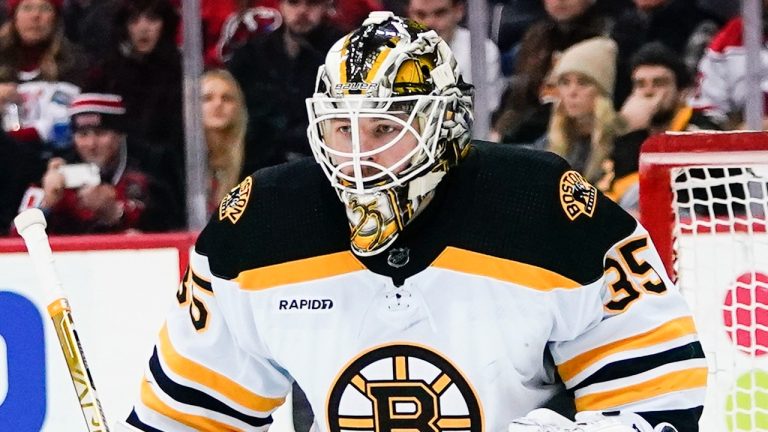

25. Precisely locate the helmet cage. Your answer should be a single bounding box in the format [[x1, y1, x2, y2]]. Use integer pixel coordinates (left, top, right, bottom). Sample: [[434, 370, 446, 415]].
[[306, 93, 450, 195]]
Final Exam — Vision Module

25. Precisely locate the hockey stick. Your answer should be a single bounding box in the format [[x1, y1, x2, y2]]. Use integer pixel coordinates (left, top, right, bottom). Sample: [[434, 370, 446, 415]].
[[14, 208, 110, 432]]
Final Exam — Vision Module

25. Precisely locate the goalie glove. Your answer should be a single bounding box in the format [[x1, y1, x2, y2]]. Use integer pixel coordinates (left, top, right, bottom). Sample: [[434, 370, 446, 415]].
[[508, 408, 678, 432]]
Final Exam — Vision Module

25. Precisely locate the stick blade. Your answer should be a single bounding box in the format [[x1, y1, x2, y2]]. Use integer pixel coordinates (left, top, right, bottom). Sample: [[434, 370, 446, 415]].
[[14, 208, 48, 234]]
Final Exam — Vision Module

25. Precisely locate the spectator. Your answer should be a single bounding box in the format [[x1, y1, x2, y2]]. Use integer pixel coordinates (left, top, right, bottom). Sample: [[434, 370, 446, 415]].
[[201, 69, 246, 214], [492, 0, 545, 62], [228, 0, 342, 173], [408, 0, 503, 113], [0, 0, 88, 146], [622, 42, 718, 135], [535, 37, 626, 184], [326, 0, 383, 32], [491, 0, 612, 144], [86, 0, 184, 212], [259, 0, 383, 34], [611, 0, 722, 105], [593, 0, 634, 17], [62, 0, 121, 62], [697, 0, 739, 22], [689, 4, 768, 130], [382, 0, 407, 16], [0, 128, 43, 234], [0, 0, 88, 86], [201, 0, 281, 67], [32, 93, 180, 234], [603, 42, 721, 213]]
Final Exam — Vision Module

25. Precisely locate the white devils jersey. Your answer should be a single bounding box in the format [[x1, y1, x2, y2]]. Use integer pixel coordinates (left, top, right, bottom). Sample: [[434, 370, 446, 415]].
[[126, 143, 706, 432]]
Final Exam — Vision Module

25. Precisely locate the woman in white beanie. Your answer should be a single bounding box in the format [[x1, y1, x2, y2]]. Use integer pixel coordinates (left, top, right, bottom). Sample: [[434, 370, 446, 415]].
[[536, 36, 627, 184]]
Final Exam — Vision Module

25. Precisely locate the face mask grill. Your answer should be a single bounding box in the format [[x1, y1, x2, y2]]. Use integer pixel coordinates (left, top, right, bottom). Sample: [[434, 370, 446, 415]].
[[306, 94, 449, 194]]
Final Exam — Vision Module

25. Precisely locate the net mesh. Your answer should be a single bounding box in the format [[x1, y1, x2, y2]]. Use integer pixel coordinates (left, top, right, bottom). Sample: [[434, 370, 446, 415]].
[[671, 165, 768, 431]]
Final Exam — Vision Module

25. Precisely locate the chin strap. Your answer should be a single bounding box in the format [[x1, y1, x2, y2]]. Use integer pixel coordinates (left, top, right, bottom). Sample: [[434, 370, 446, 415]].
[[508, 409, 678, 432]]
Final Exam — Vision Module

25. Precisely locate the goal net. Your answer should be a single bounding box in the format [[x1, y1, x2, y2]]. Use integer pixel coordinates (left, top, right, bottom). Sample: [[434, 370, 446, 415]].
[[639, 132, 768, 432]]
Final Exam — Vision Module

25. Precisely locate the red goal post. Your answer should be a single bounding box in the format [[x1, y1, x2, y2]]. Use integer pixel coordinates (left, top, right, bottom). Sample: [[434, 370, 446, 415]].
[[639, 131, 768, 279], [639, 131, 768, 432]]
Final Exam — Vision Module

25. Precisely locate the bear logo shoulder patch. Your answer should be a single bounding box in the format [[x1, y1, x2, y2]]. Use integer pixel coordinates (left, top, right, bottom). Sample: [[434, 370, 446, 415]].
[[219, 176, 253, 224], [559, 170, 597, 221]]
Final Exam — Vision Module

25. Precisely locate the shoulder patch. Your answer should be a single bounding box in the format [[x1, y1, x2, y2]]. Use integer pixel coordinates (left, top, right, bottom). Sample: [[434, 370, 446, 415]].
[[559, 170, 597, 221], [219, 176, 253, 224]]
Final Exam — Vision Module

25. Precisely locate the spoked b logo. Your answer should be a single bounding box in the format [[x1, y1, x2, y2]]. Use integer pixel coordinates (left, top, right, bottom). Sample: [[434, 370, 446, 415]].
[[327, 343, 482, 432]]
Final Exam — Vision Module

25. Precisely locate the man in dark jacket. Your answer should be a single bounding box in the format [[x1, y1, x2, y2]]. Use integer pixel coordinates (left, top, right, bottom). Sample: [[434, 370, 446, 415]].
[[0, 129, 43, 235], [228, 0, 343, 174], [604, 42, 721, 214]]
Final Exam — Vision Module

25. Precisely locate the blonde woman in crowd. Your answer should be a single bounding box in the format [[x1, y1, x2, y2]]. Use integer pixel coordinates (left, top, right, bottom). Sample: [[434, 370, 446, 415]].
[[202, 68, 247, 214], [535, 37, 627, 185]]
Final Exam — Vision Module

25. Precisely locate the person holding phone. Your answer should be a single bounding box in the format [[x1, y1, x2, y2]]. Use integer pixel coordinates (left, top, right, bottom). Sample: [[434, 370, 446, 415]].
[[27, 93, 180, 234]]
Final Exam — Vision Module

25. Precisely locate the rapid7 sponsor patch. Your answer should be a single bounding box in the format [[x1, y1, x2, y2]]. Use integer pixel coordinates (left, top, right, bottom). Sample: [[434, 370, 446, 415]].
[[277, 297, 334, 312]]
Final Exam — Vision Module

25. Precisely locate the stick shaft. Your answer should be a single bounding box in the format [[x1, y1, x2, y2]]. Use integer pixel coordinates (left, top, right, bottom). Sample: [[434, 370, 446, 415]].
[[15, 210, 110, 432], [48, 299, 110, 432]]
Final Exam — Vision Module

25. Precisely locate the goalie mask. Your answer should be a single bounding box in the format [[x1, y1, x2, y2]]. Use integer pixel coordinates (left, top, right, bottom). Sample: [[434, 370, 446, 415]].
[[306, 12, 473, 256]]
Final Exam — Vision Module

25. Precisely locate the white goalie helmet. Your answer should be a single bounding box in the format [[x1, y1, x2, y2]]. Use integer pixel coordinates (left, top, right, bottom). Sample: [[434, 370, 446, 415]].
[[306, 11, 473, 256]]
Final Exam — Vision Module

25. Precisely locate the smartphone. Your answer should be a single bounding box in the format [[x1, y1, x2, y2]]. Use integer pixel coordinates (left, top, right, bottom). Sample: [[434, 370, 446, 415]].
[[59, 163, 101, 189]]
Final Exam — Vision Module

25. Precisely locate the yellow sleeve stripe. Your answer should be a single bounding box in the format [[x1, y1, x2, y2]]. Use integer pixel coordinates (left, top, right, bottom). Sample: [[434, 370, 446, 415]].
[[432, 247, 581, 291], [574, 367, 708, 411], [558, 316, 697, 382], [159, 324, 285, 412], [235, 251, 366, 291], [141, 377, 243, 431]]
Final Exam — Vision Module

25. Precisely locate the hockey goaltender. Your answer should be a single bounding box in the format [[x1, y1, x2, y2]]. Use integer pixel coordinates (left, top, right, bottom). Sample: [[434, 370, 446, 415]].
[[117, 12, 705, 432]]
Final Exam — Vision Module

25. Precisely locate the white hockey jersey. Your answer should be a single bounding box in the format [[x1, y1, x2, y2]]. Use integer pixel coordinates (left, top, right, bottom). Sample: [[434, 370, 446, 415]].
[[126, 143, 706, 432], [689, 17, 768, 126]]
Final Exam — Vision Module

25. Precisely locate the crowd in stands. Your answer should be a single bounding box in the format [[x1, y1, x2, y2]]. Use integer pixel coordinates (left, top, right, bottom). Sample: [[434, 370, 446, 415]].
[[0, 0, 756, 236]]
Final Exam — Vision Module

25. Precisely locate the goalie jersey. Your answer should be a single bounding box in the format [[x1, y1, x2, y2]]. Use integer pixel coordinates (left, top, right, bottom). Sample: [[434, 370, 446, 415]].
[[127, 142, 706, 431]]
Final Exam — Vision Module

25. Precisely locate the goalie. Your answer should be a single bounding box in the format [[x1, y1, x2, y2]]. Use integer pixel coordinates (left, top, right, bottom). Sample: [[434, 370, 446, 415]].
[[120, 12, 705, 432]]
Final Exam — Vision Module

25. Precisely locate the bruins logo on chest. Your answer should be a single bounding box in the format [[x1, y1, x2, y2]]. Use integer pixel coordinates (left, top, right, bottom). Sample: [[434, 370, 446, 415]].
[[327, 343, 483, 432]]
